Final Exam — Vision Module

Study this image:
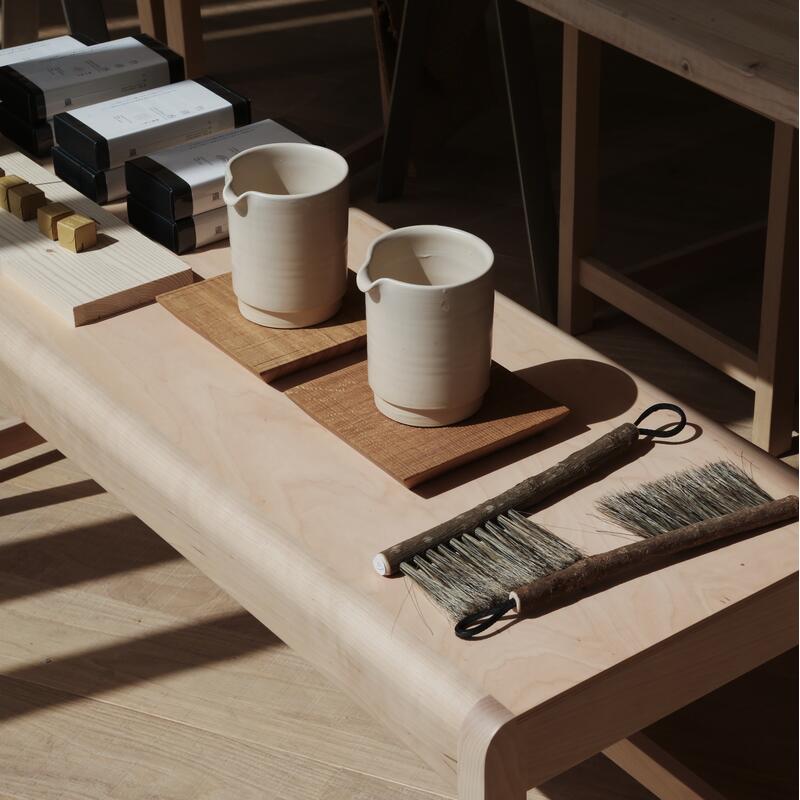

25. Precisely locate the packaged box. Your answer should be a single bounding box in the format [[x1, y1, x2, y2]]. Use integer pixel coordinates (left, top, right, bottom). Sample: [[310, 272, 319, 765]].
[[125, 118, 308, 221], [52, 146, 127, 204], [127, 195, 228, 254], [0, 35, 92, 155], [54, 78, 251, 171], [0, 34, 92, 70], [0, 104, 52, 156], [0, 34, 183, 124]]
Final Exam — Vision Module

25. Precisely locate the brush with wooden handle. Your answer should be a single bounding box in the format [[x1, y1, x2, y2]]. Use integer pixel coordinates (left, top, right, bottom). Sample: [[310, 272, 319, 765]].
[[387, 440, 797, 639], [373, 403, 687, 577], [455, 487, 797, 639]]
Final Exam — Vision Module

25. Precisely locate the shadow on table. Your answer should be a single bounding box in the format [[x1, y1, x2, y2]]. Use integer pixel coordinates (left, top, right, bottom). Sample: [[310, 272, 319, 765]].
[[416, 359, 640, 498]]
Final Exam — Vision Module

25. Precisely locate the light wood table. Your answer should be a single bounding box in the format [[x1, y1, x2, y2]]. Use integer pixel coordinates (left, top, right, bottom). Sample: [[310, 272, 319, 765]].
[[0, 207, 796, 800], [517, 0, 798, 455]]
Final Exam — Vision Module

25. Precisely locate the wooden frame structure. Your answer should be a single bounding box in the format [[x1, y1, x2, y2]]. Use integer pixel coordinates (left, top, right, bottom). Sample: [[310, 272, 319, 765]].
[[516, 0, 798, 455]]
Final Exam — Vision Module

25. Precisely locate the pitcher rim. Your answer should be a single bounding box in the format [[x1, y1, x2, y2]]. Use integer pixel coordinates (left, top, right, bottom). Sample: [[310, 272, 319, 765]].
[[223, 142, 349, 204], [357, 224, 494, 293]]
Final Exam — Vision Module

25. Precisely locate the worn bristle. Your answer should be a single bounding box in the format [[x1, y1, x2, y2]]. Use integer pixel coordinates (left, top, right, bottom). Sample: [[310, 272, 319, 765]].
[[400, 510, 583, 620], [597, 460, 773, 537]]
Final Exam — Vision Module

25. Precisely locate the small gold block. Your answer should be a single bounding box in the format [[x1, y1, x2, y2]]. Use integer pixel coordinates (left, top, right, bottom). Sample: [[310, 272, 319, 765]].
[[57, 213, 97, 253], [0, 175, 27, 210], [38, 202, 74, 240], [8, 183, 46, 220]]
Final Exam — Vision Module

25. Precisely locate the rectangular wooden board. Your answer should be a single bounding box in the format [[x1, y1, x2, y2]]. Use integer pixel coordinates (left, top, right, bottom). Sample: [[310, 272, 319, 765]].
[[286, 359, 570, 487], [157, 272, 367, 383], [0, 150, 192, 326]]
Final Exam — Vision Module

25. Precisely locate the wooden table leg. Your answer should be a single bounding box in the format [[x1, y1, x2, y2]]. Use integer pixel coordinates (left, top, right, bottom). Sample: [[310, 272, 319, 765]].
[[164, 0, 203, 79], [605, 733, 727, 800], [496, 0, 557, 322], [1, 0, 39, 47], [558, 25, 601, 335], [752, 122, 798, 455], [137, 0, 167, 42]]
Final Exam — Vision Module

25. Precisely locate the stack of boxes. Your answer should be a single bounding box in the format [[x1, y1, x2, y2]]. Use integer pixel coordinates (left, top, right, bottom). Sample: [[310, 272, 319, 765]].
[[52, 76, 251, 204], [0, 34, 181, 159], [0, 35, 320, 256], [125, 119, 308, 253]]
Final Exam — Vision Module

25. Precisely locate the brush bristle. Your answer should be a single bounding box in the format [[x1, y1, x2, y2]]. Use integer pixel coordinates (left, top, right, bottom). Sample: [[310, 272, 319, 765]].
[[597, 460, 773, 538], [400, 510, 583, 620]]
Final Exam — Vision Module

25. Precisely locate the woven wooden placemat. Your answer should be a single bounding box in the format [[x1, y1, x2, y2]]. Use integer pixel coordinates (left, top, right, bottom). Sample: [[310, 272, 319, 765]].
[[157, 272, 366, 382], [286, 360, 569, 487]]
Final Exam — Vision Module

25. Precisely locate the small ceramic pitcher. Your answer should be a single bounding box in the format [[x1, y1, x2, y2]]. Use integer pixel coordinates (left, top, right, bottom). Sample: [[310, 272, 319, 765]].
[[357, 225, 494, 427], [223, 142, 349, 328]]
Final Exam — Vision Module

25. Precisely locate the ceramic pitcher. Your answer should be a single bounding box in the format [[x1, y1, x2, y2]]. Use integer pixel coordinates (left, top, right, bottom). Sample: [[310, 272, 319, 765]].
[[223, 142, 349, 328], [356, 225, 494, 427]]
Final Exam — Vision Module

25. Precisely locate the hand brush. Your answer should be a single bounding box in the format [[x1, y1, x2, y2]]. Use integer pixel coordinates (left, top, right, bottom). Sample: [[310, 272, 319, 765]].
[[405, 461, 797, 639], [373, 403, 688, 577]]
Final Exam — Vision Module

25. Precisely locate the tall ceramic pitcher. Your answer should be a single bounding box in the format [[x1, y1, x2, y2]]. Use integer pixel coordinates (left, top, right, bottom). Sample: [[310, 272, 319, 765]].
[[357, 225, 494, 427], [223, 142, 349, 328]]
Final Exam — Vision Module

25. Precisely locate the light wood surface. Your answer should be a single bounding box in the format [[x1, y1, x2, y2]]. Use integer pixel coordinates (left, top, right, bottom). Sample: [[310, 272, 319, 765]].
[[158, 271, 367, 383], [0, 429, 671, 800], [518, 0, 798, 127], [0, 151, 192, 326], [0, 207, 796, 798], [164, 0, 203, 78], [285, 359, 569, 488]]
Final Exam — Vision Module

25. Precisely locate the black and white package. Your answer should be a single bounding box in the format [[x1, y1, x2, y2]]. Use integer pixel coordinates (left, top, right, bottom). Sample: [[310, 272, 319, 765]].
[[125, 118, 308, 221], [52, 146, 127, 204], [127, 196, 228, 254], [0, 34, 183, 124], [54, 78, 251, 170]]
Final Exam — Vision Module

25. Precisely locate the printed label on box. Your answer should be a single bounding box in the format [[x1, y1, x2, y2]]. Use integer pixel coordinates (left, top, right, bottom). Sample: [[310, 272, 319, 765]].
[[12, 37, 170, 119]]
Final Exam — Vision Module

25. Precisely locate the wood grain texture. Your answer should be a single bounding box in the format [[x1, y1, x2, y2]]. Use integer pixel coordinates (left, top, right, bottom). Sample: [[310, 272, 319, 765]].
[[157, 271, 366, 383], [0, 151, 192, 326], [286, 359, 570, 488], [0, 438, 658, 800], [518, 0, 798, 126], [0, 208, 796, 800]]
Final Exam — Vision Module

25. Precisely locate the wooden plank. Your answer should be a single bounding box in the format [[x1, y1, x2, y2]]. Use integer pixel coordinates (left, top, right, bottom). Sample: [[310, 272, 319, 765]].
[[605, 733, 727, 800], [157, 272, 366, 383], [558, 27, 600, 334], [578, 256, 758, 388], [0, 208, 796, 799], [164, 0, 203, 79], [0, 151, 192, 326], [137, 0, 167, 42], [0, 2, 39, 48], [285, 360, 569, 488], [753, 123, 798, 454], [518, 0, 798, 126], [0, 675, 444, 800]]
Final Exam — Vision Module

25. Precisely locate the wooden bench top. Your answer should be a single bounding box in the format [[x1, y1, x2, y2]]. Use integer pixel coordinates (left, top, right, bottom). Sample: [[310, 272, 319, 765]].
[[0, 204, 796, 796], [520, 0, 798, 126]]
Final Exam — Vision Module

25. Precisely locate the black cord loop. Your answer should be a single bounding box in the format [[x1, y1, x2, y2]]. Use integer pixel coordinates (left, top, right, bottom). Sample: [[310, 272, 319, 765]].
[[455, 598, 516, 640], [634, 402, 687, 439]]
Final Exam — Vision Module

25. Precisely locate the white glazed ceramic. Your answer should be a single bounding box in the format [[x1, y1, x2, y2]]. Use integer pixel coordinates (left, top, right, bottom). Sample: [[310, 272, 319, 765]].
[[223, 142, 349, 328], [356, 225, 494, 427]]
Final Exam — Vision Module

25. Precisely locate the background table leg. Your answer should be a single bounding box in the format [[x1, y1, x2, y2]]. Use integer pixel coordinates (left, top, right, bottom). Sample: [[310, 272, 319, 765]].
[[558, 26, 601, 335], [752, 122, 798, 455]]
